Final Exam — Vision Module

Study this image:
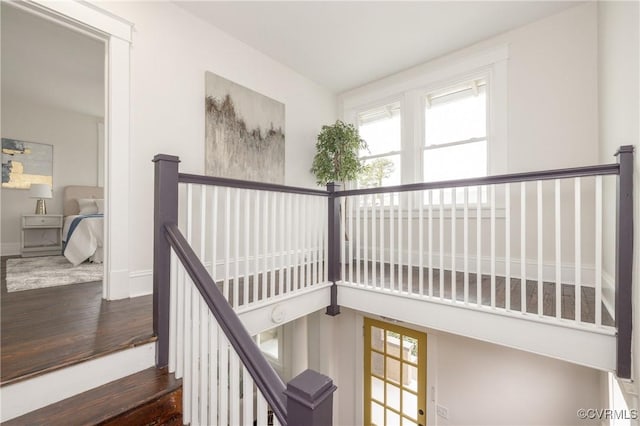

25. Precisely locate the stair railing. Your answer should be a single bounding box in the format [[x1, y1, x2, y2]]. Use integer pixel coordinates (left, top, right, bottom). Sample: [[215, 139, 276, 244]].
[[153, 155, 336, 426]]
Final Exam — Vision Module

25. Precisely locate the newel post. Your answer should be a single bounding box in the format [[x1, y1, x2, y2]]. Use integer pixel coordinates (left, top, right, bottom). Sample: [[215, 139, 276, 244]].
[[326, 182, 341, 316], [284, 369, 337, 426], [152, 154, 180, 368], [615, 145, 634, 379]]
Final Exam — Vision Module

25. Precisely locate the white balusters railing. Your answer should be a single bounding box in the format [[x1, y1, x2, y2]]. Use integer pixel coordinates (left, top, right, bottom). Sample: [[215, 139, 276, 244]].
[[180, 183, 330, 309], [338, 173, 618, 329]]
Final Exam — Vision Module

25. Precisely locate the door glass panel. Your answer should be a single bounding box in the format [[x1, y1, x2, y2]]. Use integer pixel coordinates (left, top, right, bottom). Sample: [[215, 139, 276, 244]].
[[371, 402, 384, 426], [372, 376, 384, 403], [402, 336, 418, 362], [402, 418, 418, 426], [372, 352, 384, 377], [386, 409, 401, 426], [371, 326, 384, 351], [404, 364, 418, 391], [386, 357, 401, 384], [402, 390, 418, 419], [386, 382, 401, 411], [386, 331, 401, 357]]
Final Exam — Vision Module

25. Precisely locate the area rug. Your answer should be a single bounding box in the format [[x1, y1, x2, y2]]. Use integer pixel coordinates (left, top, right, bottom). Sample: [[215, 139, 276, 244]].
[[6, 256, 102, 292]]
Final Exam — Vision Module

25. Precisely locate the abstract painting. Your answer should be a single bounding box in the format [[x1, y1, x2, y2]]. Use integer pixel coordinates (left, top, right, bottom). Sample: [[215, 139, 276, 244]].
[[1, 138, 53, 189], [205, 72, 285, 184]]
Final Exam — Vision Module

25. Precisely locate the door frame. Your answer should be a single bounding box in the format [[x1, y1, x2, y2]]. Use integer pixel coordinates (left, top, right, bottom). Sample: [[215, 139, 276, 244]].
[[9, 0, 132, 299]]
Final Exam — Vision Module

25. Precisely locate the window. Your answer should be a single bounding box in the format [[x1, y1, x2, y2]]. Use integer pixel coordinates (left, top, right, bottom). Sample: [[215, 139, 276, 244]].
[[357, 102, 401, 188], [423, 79, 487, 182]]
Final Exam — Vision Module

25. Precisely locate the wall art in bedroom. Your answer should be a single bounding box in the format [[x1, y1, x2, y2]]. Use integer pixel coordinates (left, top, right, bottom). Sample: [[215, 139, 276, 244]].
[[1, 138, 53, 189], [205, 71, 285, 184]]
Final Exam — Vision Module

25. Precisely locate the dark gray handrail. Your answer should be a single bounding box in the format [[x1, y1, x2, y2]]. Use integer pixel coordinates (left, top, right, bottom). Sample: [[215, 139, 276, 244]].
[[179, 173, 330, 196], [335, 163, 620, 197], [164, 223, 288, 425]]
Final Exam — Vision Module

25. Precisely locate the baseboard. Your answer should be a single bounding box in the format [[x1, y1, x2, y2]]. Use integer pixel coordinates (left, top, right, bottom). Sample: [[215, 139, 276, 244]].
[[129, 270, 152, 297], [1, 243, 20, 256], [0, 342, 155, 422]]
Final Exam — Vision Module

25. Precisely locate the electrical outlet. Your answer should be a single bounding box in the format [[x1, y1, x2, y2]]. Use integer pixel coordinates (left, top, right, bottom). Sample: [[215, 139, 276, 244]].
[[436, 405, 449, 419]]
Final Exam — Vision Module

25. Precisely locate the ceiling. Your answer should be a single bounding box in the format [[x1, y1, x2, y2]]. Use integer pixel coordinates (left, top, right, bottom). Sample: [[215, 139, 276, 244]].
[[177, 1, 582, 93], [1, 4, 105, 117]]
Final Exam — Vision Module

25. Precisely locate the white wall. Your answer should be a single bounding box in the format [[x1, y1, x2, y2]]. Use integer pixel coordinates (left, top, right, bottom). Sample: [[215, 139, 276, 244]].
[[597, 0, 640, 413], [1, 95, 102, 255], [434, 332, 603, 426], [93, 1, 337, 294]]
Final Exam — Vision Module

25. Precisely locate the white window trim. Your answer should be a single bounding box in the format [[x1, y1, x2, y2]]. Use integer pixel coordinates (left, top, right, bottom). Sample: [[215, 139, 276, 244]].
[[341, 44, 509, 186]]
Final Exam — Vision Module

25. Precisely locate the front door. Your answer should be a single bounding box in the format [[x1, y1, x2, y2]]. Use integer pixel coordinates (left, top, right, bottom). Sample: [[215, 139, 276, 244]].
[[364, 317, 427, 426]]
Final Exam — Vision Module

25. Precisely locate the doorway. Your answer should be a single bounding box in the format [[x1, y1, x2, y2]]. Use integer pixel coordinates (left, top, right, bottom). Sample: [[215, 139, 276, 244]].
[[364, 317, 427, 426]]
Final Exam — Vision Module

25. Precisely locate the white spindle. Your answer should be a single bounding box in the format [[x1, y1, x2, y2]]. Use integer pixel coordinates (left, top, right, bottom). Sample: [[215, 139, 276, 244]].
[[490, 185, 495, 309], [224, 188, 231, 302], [287, 194, 293, 292], [575, 178, 582, 323], [428, 190, 433, 297], [302, 194, 309, 289], [218, 330, 229, 426], [169, 251, 177, 373], [315, 196, 321, 286], [379, 194, 385, 290], [256, 392, 268, 426], [279, 193, 285, 295], [191, 288, 200, 425], [364, 194, 369, 287], [537, 181, 543, 316], [199, 296, 208, 425], [595, 176, 603, 326], [211, 186, 218, 288], [348, 195, 354, 285], [324, 197, 329, 283], [505, 183, 511, 311], [270, 192, 277, 295], [242, 366, 253, 426], [356, 195, 361, 285], [295, 194, 301, 290], [389, 193, 395, 291], [463, 187, 469, 304], [451, 189, 456, 302], [253, 191, 260, 303], [263, 192, 270, 297], [439, 189, 444, 300], [208, 313, 218, 425], [183, 273, 192, 424], [176, 264, 185, 379], [341, 197, 346, 282], [476, 186, 482, 307], [419, 191, 424, 297], [234, 190, 240, 308], [520, 182, 526, 313], [371, 194, 377, 288], [398, 193, 403, 291], [407, 192, 413, 295], [230, 350, 240, 426], [245, 190, 251, 306], [555, 180, 562, 319], [200, 186, 206, 259], [187, 184, 193, 243]]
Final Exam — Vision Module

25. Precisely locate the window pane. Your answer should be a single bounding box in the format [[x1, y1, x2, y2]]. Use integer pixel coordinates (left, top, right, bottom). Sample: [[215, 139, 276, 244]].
[[371, 402, 385, 426], [425, 86, 486, 146], [359, 155, 400, 188], [424, 140, 487, 182], [372, 376, 385, 403], [386, 382, 401, 411], [359, 103, 401, 156]]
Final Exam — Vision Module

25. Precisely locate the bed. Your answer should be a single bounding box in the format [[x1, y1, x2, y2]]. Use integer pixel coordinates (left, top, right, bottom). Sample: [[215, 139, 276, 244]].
[[62, 186, 104, 266]]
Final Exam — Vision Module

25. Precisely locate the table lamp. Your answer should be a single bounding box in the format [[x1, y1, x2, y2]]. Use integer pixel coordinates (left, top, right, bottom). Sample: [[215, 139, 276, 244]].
[[29, 183, 52, 215]]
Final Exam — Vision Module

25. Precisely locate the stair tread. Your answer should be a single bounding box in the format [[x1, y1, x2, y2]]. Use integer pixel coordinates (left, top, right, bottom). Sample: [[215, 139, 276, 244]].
[[3, 367, 181, 426]]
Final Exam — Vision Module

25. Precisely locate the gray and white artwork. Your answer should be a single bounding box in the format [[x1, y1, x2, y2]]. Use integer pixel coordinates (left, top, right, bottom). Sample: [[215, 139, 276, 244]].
[[205, 72, 285, 184]]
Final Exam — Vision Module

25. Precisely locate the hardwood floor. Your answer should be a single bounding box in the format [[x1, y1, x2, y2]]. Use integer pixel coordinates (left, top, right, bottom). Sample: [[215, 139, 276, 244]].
[[344, 262, 615, 326], [1, 256, 154, 385]]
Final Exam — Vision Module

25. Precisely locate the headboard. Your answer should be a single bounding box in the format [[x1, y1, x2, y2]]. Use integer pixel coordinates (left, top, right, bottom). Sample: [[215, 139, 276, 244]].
[[63, 186, 104, 216]]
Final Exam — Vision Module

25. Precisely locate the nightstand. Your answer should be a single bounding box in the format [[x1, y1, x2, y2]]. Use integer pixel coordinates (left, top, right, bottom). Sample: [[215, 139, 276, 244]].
[[21, 214, 63, 257]]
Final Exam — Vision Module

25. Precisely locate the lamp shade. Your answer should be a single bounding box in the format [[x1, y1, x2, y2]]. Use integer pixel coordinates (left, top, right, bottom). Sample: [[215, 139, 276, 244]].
[[29, 183, 52, 199]]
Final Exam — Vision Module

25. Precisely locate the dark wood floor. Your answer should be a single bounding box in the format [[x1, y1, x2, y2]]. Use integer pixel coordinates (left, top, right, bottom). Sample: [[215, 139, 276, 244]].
[[1, 256, 154, 385], [344, 262, 614, 326]]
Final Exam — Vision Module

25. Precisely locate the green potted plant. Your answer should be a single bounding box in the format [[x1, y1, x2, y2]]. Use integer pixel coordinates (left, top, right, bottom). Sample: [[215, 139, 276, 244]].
[[311, 120, 368, 186], [311, 120, 367, 262]]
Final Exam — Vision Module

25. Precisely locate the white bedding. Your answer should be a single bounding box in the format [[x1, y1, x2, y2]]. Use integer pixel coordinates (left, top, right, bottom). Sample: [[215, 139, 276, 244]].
[[63, 215, 104, 266]]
